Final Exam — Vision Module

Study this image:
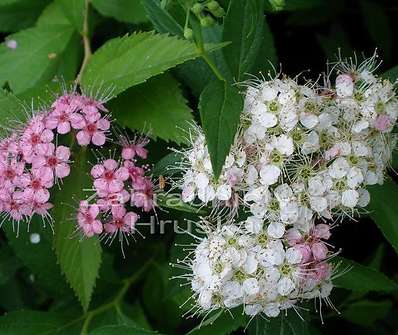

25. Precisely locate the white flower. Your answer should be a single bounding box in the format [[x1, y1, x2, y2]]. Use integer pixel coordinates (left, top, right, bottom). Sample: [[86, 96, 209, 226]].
[[267, 221, 285, 238], [243, 278, 260, 296], [274, 135, 294, 156], [328, 157, 350, 179], [216, 184, 232, 201], [260, 164, 281, 185], [336, 73, 354, 97], [341, 189, 359, 208]]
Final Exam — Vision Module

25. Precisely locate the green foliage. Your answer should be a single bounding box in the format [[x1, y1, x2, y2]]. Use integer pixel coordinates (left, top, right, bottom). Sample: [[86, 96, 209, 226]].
[[89, 325, 158, 335], [0, 0, 50, 32], [55, 0, 85, 32], [81, 31, 224, 97], [53, 149, 102, 311], [0, 24, 74, 94], [199, 79, 243, 179], [223, 0, 265, 81], [142, 0, 184, 37], [92, 0, 148, 24], [110, 73, 193, 144], [368, 180, 398, 255], [333, 257, 398, 293], [342, 300, 393, 327]]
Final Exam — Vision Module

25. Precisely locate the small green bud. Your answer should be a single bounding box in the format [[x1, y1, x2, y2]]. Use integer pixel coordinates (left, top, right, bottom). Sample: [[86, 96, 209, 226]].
[[212, 7, 225, 18], [183, 27, 193, 40], [200, 16, 215, 27], [269, 0, 285, 11], [206, 0, 219, 11], [191, 3, 203, 15]]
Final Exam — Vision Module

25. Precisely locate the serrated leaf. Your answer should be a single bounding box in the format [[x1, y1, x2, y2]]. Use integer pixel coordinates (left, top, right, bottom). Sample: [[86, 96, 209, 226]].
[[333, 257, 398, 293], [55, 0, 85, 32], [53, 149, 102, 311], [0, 89, 24, 131], [0, 24, 75, 94], [199, 80, 243, 179], [0, 0, 50, 32], [223, 0, 265, 81], [81, 31, 223, 97], [111, 73, 193, 144], [92, 0, 147, 24], [142, 0, 184, 36], [368, 180, 398, 255], [89, 325, 158, 335]]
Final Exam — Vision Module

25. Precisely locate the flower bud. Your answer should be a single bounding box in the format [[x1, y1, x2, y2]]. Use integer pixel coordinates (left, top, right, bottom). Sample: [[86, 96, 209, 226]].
[[200, 16, 215, 27], [191, 3, 203, 15], [184, 27, 193, 40], [206, 1, 219, 11]]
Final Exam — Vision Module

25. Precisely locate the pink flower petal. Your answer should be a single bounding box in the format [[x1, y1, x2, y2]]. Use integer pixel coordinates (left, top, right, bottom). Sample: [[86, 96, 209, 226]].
[[76, 130, 91, 146], [92, 132, 106, 146]]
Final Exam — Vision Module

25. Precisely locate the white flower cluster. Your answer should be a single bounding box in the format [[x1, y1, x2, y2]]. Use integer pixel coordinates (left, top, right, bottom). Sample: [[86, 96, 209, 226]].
[[176, 55, 397, 318], [189, 221, 333, 317]]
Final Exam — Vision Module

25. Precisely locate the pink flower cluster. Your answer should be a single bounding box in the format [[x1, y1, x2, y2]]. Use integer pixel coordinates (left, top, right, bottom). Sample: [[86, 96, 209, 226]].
[[286, 223, 333, 284], [0, 92, 110, 224], [77, 138, 154, 239]]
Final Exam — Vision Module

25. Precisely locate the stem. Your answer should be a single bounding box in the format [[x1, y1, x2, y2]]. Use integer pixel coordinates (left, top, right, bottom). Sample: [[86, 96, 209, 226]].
[[75, 0, 92, 84], [79, 260, 152, 335]]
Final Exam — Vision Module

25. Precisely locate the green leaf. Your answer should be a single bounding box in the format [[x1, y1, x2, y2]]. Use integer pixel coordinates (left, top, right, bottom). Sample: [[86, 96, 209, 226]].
[[199, 80, 243, 179], [3, 217, 72, 297], [152, 152, 183, 177], [55, 0, 85, 32], [92, 0, 147, 24], [368, 180, 398, 255], [0, 246, 21, 285], [142, 0, 183, 36], [187, 310, 245, 335], [0, 310, 81, 335], [223, 0, 265, 81], [0, 89, 23, 132], [53, 149, 102, 311], [81, 31, 223, 97], [110, 73, 193, 144], [266, 0, 323, 12], [383, 66, 398, 82], [89, 325, 158, 335], [333, 257, 398, 293], [36, 1, 71, 26], [155, 193, 206, 215], [0, 0, 50, 32], [0, 24, 75, 94], [247, 310, 309, 335], [342, 300, 392, 327]]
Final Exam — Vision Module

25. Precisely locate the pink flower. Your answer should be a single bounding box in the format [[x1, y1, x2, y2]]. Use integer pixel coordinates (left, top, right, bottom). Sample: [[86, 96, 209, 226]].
[[45, 107, 85, 134], [97, 190, 130, 212], [92, 159, 129, 196], [285, 228, 303, 246], [0, 136, 19, 158], [32, 144, 71, 179], [124, 160, 145, 184], [2, 191, 32, 220], [104, 205, 138, 234], [20, 115, 53, 162], [77, 201, 103, 237], [0, 158, 25, 188], [131, 178, 154, 212], [75, 112, 110, 146], [312, 224, 331, 240], [374, 114, 392, 133], [311, 242, 328, 261], [21, 168, 54, 203], [295, 244, 312, 263], [80, 96, 108, 115]]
